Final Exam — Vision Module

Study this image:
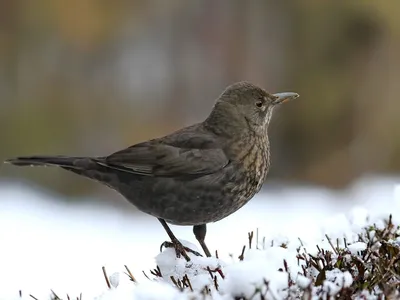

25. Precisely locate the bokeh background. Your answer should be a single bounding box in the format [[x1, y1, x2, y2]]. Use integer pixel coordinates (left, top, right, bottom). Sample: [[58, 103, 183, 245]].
[[1, 1, 400, 200], [1, 2, 400, 298]]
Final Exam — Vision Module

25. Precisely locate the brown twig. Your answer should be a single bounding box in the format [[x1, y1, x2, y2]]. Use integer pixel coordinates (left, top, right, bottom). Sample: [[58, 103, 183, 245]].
[[51, 290, 61, 300], [325, 234, 338, 255], [102, 266, 111, 289], [238, 245, 246, 261], [142, 271, 150, 280], [124, 265, 137, 282], [182, 274, 193, 291], [248, 231, 254, 249]]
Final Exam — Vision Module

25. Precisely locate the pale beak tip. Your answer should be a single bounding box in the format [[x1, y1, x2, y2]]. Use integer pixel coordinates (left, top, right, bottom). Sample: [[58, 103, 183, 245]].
[[272, 92, 299, 104]]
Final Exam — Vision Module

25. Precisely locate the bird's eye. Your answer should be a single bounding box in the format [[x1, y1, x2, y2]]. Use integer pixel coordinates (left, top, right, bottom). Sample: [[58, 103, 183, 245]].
[[255, 100, 263, 108]]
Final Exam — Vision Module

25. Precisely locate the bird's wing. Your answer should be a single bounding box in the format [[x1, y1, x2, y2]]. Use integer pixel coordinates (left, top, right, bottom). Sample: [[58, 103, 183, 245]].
[[99, 132, 229, 177]]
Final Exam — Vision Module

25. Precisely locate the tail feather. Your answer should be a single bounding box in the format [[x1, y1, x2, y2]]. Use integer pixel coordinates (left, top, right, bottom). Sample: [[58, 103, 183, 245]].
[[4, 155, 88, 168]]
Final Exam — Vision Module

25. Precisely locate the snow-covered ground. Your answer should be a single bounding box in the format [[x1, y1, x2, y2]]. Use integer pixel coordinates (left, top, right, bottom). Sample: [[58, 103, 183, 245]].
[[0, 176, 399, 299]]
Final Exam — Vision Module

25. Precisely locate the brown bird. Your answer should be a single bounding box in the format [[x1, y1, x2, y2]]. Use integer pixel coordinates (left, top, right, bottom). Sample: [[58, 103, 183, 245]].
[[5, 82, 298, 261]]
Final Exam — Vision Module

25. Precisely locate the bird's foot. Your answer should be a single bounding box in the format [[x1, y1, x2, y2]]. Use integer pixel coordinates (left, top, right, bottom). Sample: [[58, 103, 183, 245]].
[[160, 241, 203, 261]]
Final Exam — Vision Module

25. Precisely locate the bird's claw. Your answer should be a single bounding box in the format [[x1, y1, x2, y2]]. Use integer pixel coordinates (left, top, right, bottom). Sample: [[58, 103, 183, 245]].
[[160, 241, 203, 261]]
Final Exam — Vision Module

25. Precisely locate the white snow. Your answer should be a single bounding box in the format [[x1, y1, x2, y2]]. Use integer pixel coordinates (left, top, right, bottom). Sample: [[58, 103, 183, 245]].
[[323, 269, 353, 296], [221, 259, 288, 299], [394, 184, 400, 207], [296, 275, 311, 289], [94, 281, 183, 300], [155, 241, 223, 292], [0, 175, 399, 299], [347, 242, 367, 254], [109, 272, 120, 289]]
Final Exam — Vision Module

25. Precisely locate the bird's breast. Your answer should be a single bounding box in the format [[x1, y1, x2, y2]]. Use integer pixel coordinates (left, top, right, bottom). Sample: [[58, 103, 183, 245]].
[[227, 135, 270, 203]]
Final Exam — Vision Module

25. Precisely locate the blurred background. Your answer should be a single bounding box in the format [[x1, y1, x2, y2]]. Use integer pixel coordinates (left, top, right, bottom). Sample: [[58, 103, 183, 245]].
[[1, 0, 400, 199], [1, 1, 400, 298]]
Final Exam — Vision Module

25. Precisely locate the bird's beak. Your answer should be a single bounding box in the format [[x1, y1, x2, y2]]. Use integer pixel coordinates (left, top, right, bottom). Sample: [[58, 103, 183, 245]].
[[272, 92, 299, 105]]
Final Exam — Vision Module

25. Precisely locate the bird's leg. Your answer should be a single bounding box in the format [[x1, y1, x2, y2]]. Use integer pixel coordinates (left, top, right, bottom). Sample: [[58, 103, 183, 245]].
[[193, 224, 212, 257], [158, 218, 202, 261]]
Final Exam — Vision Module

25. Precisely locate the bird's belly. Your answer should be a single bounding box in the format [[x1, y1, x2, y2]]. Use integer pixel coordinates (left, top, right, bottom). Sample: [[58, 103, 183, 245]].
[[140, 184, 242, 225], [118, 172, 255, 226]]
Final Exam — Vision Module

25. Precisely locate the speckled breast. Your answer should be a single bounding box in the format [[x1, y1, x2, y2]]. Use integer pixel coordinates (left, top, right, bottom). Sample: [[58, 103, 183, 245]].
[[213, 138, 271, 222]]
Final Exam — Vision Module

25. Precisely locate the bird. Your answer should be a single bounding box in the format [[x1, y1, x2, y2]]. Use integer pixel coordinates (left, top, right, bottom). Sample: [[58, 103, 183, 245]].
[[5, 82, 299, 261]]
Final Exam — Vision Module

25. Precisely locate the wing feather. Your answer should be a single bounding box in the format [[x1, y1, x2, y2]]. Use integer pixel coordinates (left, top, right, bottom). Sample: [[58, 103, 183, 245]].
[[101, 130, 229, 177]]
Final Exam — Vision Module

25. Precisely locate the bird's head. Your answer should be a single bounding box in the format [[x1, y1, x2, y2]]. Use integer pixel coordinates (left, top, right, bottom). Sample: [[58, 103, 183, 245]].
[[206, 82, 299, 136]]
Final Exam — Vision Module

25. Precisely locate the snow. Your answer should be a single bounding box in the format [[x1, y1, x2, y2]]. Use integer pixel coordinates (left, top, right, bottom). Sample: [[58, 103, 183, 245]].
[[394, 184, 400, 207], [109, 272, 120, 289], [323, 269, 353, 296], [219, 257, 290, 299], [94, 281, 183, 300], [347, 242, 367, 254], [122, 281, 183, 300], [0, 175, 399, 299], [296, 275, 311, 289], [155, 241, 223, 292]]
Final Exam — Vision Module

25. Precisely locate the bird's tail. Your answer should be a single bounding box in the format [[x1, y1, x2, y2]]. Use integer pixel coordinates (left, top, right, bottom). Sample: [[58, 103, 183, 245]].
[[4, 155, 91, 169]]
